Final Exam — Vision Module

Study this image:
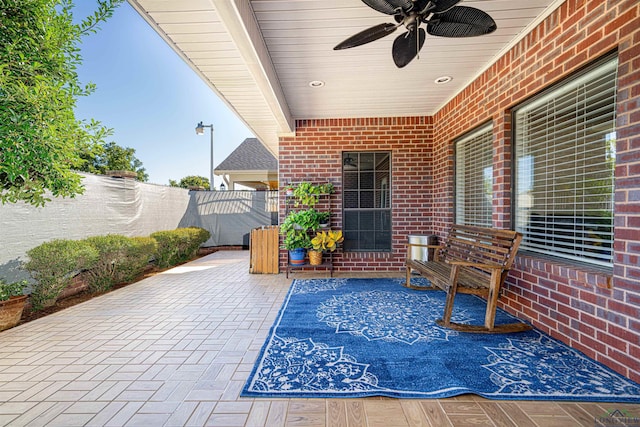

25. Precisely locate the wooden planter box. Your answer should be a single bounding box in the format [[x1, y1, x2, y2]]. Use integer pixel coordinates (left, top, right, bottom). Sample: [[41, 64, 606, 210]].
[[249, 226, 279, 274]]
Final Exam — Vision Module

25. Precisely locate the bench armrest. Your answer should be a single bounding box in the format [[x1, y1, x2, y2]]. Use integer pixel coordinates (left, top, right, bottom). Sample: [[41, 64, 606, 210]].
[[406, 243, 442, 249], [445, 259, 504, 272], [406, 243, 443, 262]]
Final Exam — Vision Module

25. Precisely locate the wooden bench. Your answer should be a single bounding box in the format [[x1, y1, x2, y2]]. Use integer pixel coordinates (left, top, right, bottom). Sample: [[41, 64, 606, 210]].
[[403, 224, 532, 333]]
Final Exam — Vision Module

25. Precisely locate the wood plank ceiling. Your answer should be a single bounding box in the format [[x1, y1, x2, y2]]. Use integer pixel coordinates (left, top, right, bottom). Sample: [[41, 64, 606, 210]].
[[128, 0, 563, 155]]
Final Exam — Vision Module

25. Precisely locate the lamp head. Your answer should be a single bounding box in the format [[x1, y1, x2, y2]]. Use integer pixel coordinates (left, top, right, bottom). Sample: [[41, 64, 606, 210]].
[[195, 121, 205, 135], [219, 183, 226, 191]]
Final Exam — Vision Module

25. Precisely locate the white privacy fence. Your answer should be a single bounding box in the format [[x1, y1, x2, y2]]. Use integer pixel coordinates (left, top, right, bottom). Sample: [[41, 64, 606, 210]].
[[0, 173, 277, 281]]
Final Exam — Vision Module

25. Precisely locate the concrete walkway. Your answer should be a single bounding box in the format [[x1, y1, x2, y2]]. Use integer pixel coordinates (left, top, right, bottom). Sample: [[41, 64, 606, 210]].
[[0, 251, 637, 426]]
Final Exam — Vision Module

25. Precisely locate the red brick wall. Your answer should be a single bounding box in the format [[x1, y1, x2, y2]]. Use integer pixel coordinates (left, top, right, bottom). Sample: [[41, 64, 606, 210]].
[[279, 117, 433, 270], [279, 0, 640, 381], [431, 0, 640, 382]]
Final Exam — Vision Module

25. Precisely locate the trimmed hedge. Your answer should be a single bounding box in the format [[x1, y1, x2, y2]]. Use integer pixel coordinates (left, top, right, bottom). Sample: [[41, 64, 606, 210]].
[[83, 235, 157, 293], [23, 228, 209, 308], [150, 227, 211, 268], [24, 239, 99, 311]]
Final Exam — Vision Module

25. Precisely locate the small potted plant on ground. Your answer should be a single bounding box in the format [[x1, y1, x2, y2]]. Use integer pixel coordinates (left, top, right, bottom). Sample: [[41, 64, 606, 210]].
[[309, 230, 344, 265], [0, 279, 28, 332], [282, 230, 311, 266]]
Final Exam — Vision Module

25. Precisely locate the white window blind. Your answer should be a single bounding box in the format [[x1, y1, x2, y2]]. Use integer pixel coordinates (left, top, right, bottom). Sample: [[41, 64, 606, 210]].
[[514, 56, 617, 267], [456, 123, 493, 227]]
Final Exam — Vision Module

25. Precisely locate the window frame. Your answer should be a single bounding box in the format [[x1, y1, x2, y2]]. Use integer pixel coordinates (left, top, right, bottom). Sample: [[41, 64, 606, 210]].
[[512, 54, 618, 267], [342, 151, 392, 252], [454, 122, 494, 228]]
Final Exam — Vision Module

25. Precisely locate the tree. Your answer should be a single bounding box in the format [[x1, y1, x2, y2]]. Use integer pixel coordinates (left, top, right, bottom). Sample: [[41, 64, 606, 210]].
[[78, 142, 149, 182], [0, 0, 123, 206], [169, 175, 210, 190]]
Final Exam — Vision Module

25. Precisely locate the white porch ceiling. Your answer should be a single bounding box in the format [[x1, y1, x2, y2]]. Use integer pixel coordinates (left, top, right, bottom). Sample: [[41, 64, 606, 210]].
[[128, 0, 563, 155]]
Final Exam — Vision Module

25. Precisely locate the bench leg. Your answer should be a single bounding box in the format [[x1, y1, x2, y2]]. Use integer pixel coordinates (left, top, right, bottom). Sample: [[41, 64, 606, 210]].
[[402, 264, 438, 290], [438, 269, 533, 334], [484, 271, 501, 331], [440, 282, 457, 327]]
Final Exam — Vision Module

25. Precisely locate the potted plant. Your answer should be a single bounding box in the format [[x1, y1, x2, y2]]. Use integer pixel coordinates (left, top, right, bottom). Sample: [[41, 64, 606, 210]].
[[318, 182, 335, 195], [281, 209, 322, 232], [283, 183, 295, 197], [318, 211, 331, 228], [282, 230, 311, 265], [0, 279, 28, 332], [292, 182, 322, 207], [309, 230, 344, 265]]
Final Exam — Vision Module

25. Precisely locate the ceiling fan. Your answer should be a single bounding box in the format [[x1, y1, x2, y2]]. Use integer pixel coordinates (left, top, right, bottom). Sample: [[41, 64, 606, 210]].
[[334, 0, 497, 68]]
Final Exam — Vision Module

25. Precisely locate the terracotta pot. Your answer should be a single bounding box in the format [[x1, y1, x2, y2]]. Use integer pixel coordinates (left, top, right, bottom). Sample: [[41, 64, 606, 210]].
[[309, 250, 323, 266], [0, 295, 27, 332]]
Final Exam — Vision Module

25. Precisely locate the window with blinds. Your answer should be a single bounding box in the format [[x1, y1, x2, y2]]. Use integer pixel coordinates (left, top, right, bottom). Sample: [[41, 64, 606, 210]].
[[514, 55, 617, 267], [455, 123, 493, 227]]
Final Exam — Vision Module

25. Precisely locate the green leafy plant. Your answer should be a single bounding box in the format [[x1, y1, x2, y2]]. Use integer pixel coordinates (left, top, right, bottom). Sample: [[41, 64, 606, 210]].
[[24, 239, 99, 310], [78, 142, 148, 182], [317, 211, 330, 226], [0, 0, 124, 206], [282, 229, 312, 251], [150, 227, 211, 268], [292, 182, 322, 207], [281, 209, 322, 234], [318, 183, 335, 195], [169, 175, 210, 190], [0, 279, 27, 302]]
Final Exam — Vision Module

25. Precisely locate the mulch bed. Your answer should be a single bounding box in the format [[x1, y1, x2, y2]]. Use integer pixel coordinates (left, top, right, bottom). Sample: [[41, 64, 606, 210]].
[[16, 246, 243, 327]]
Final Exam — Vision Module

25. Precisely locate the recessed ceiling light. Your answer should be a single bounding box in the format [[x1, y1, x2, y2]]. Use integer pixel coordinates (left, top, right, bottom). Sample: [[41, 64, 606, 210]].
[[434, 76, 452, 84], [309, 80, 325, 88]]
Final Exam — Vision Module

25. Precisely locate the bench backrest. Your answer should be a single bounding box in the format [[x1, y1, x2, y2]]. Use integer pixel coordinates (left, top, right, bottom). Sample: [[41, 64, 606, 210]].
[[441, 225, 522, 281]]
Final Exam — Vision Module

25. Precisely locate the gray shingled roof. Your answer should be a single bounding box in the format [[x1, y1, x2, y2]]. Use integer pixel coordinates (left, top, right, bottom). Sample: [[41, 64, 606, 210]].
[[215, 138, 277, 172]]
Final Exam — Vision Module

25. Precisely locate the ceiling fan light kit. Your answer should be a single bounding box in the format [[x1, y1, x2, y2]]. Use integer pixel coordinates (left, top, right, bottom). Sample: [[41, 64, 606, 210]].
[[334, 0, 497, 68]]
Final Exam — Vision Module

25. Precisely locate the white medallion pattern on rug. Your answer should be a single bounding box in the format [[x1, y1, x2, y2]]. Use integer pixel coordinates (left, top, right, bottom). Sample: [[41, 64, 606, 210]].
[[248, 335, 381, 393], [316, 290, 472, 344], [483, 331, 640, 396], [292, 278, 350, 294]]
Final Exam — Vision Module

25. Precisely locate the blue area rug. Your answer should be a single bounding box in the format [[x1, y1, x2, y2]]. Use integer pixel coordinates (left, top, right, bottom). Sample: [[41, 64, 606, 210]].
[[242, 278, 640, 401]]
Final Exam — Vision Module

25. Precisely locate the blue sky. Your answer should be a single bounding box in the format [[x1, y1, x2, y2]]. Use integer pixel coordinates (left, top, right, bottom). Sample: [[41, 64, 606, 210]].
[[73, 1, 254, 188]]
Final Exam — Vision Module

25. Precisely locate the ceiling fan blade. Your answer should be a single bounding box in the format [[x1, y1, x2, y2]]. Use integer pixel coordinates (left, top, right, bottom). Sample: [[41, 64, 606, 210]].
[[427, 6, 497, 37], [334, 23, 398, 50], [392, 28, 426, 68], [362, 0, 413, 15], [431, 0, 462, 13]]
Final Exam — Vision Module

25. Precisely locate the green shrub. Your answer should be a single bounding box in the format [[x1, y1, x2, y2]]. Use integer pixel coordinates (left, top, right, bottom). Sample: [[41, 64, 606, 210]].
[[83, 235, 130, 293], [24, 239, 99, 311], [83, 235, 158, 293], [119, 237, 157, 282], [150, 227, 210, 268]]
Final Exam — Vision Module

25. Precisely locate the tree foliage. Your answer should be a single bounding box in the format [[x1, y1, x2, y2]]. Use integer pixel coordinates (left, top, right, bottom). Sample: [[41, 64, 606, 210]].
[[78, 141, 149, 182], [0, 0, 123, 206], [169, 175, 210, 190]]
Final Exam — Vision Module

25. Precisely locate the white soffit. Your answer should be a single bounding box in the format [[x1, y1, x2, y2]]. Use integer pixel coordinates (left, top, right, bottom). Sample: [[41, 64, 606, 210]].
[[128, 0, 293, 157], [129, 0, 564, 152]]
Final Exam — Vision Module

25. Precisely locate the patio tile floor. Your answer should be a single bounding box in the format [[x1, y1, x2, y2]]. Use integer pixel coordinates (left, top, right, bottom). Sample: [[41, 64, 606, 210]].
[[1, 250, 638, 426]]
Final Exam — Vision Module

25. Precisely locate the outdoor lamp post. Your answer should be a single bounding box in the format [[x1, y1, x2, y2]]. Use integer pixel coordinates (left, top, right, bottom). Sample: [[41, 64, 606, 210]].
[[195, 121, 214, 190]]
